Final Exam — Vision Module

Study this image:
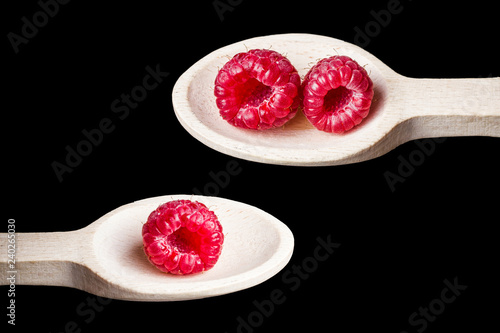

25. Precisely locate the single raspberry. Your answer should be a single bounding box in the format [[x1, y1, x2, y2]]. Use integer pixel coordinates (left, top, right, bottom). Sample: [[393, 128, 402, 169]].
[[142, 200, 224, 275], [301, 55, 374, 133], [214, 49, 301, 130]]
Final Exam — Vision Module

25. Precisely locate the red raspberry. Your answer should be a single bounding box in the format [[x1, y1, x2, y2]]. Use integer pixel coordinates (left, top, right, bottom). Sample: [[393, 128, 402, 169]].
[[301, 55, 374, 133], [142, 200, 224, 275], [214, 49, 301, 130]]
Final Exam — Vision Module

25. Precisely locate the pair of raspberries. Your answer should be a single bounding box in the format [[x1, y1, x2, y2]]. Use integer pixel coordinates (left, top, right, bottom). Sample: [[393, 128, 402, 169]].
[[215, 49, 374, 133]]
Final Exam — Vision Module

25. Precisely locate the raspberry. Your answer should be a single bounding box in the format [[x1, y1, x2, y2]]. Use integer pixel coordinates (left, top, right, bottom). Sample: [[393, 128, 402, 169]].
[[142, 200, 224, 275], [214, 49, 301, 130], [301, 55, 374, 133]]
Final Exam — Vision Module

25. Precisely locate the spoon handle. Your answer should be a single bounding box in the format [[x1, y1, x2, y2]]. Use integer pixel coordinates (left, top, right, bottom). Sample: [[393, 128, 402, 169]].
[[0, 231, 87, 288], [399, 76, 500, 139]]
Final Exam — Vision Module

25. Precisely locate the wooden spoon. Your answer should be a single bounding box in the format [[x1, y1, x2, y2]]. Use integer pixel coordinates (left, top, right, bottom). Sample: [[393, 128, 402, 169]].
[[172, 33, 500, 166], [0, 195, 294, 301]]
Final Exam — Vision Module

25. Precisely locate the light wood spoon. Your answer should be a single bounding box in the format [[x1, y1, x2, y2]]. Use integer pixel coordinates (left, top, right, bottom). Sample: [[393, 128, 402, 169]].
[[172, 33, 500, 166], [0, 195, 294, 301]]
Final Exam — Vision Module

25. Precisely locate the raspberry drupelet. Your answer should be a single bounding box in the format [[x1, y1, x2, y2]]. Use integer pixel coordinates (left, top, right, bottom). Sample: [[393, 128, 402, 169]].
[[214, 49, 301, 130], [142, 200, 224, 275], [301, 55, 374, 133]]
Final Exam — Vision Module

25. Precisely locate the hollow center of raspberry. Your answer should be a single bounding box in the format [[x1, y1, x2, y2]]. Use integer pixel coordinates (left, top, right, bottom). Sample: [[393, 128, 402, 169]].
[[239, 78, 273, 107], [167, 227, 200, 254], [323, 87, 353, 114]]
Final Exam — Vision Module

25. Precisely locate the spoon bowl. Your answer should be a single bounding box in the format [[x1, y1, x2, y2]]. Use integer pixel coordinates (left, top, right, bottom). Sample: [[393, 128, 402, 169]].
[[172, 33, 500, 166], [0, 195, 294, 301]]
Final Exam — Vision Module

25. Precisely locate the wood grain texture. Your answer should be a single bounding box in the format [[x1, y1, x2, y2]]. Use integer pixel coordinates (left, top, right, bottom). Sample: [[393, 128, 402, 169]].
[[172, 33, 499, 166], [0, 195, 294, 301]]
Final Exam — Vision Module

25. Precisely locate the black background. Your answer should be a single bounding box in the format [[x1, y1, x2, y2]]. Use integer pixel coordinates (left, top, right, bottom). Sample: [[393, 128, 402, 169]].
[[3, 0, 499, 332]]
